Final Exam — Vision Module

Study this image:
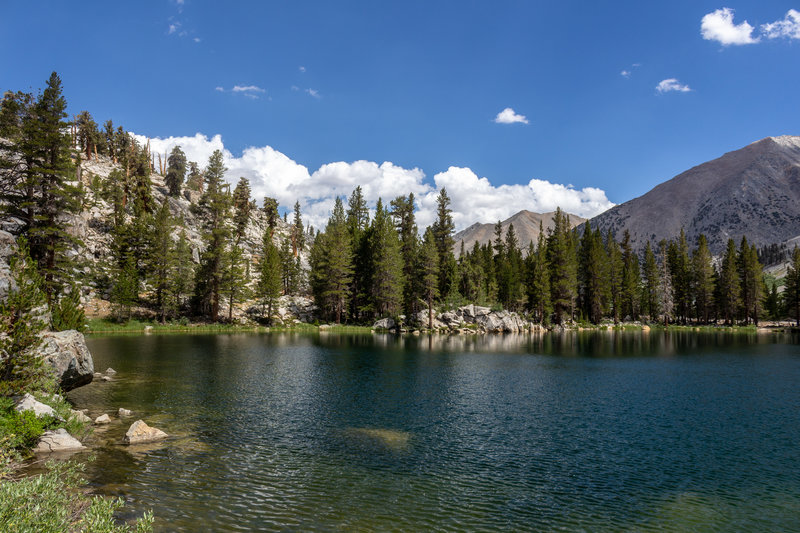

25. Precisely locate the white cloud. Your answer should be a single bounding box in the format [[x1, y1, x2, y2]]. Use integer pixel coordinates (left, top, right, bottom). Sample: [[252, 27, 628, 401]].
[[306, 88, 320, 99], [762, 9, 800, 39], [133, 133, 613, 231], [656, 78, 692, 93], [214, 86, 224, 92], [232, 85, 265, 93], [193, 37, 201, 43], [299, 66, 306, 73], [701, 8, 759, 45], [493, 107, 529, 124], [168, 23, 180, 35], [621, 70, 631, 78]]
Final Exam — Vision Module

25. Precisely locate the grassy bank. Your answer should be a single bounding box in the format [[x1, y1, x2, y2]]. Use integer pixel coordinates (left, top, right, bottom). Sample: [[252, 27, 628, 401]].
[[0, 385, 153, 531]]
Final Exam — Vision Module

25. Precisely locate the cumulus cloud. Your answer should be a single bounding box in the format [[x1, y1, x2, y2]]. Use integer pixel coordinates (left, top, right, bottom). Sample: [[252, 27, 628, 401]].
[[656, 78, 692, 93], [762, 9, 800, 39], [133, 133, 613, 231], [701, 8, 759, 45], [493, 107, 529, 124]]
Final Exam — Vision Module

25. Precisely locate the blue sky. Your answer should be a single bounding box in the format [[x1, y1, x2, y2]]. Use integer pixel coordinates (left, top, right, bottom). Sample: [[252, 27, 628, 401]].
[[2, 1, 800, 230]]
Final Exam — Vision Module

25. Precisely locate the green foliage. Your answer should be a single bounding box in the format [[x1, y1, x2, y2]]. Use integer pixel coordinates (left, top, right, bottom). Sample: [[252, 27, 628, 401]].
[[50, 289, 86, 331], [0, 240, 50, 395], [165, 145, 187, 197], [0, 401, 52, 451], [0, 460, 153, 532], [309, 197, 353, 323], [257, 235, 282, 324], [784, 246, 800, 326]]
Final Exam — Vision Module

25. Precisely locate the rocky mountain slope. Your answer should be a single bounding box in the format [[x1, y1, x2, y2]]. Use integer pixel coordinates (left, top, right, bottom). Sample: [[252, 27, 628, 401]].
[[587, 136, 800, 254], [453, 210, 586, 255]]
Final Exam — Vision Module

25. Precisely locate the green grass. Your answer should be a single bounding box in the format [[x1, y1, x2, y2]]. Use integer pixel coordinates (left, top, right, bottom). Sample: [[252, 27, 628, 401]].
[[85, 318, 268, 336], [0, 460, 153, 532]]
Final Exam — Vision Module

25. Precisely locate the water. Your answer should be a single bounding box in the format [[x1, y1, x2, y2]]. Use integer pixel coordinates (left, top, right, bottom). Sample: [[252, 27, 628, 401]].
[[63, 331, 800, 531]]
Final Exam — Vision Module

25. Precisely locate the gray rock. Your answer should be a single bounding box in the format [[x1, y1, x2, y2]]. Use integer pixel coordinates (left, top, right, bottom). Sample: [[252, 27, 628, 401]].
[[94, 414, 111, 424], [0, 230, 15, 300], [122, 420, 168, 445], [70, 409, 92, 424], [474, 306, 491, 317], [14, 393, 56, 418], [101, 375, 112, 382], [38, 330, 94, 391], [34, 428, 85, 453], [104, 367, 116, 375], [118, 408, 132, 417], [373, 317, 396, 330]]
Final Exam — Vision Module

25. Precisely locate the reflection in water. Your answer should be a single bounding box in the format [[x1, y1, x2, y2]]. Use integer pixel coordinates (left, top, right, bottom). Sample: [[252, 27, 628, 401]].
[[58, 331, 800, 532]]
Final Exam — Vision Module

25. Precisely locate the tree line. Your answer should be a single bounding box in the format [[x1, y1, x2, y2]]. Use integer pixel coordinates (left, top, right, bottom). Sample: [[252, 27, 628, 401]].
[[2, 73, 799, 329], [310, 192, 800, 327]]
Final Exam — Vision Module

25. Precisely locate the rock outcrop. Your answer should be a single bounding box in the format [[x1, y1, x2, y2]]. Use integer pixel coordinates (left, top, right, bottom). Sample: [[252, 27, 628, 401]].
[[38, 330, 94, 391], [122, 420, 168, 445], [33, 428, 86, 453], [381, 305, 534, 333]]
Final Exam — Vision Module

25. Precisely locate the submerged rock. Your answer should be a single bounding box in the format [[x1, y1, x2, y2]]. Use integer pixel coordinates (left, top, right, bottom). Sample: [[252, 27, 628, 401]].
[[14, 393, 56, 418], [347, 427, 411, 450], [34, 428, 85, 453], [122, 420, 168, 445], [118, 408, 132, 417], [38, 330, 94, 391], [94, 414, 111, 425]]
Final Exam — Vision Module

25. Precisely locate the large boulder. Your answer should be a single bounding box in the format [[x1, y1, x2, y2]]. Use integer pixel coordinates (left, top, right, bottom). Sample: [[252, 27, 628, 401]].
[[34, 428, 86, 453], [38, 330, 94, 391], [122, 420, 168, 445]]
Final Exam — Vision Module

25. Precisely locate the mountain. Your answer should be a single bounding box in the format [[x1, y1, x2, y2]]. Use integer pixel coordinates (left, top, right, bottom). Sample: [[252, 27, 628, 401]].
[[453, 210, 586, 255], [588, 136, 800, 254]]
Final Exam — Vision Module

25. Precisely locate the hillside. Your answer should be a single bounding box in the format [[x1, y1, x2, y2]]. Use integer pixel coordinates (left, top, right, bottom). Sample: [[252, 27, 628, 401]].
[[453, 210, 586, 255], [588, 136, 800, 254]]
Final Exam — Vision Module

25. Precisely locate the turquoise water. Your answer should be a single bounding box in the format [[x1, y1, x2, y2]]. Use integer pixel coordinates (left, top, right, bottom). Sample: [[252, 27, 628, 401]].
[[66, 331, 800, 531]]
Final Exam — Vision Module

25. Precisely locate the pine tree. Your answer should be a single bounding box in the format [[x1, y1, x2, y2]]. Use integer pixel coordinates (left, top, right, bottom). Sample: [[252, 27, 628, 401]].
[[390, 193, 419, 317], [194, 149, 231, 321], [346, 186, 370, 321], [367, 199, 404, 318], [418, 227, 439, 329], [431, 188, 456, 300], [221, 244, 250, 322], [525, 221, 551, 323], [232, 178, 253, 245], [148, 200, 176, 322], [4, 73, 81, 300], [667, 229, 691, 323], [171, 230, 194, 314], [257, 232, 282, 324], [578, 224, 609, 324], [605, 230, 623, 323], [50, 289, 85, 332], [620, 230, 640, 320], [165, 146, 187, 197], [784, 246, 800, 326], [75, 110, 100, 161], [641, 241, 660, 320], [309, 197, 353, 322], [718, 238, 741, 325], [738, 238, 763, 325], [292, 201, 305, 255], [547, 208, 577, 324], [262, 197, 279, 238], [691, 234, 715, 324], [658, 240, 674, 326], [185, 161, 204, 193]]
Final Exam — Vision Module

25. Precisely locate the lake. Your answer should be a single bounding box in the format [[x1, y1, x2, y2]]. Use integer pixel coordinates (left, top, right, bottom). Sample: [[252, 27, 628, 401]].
[[65, 331, 800, 532]]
